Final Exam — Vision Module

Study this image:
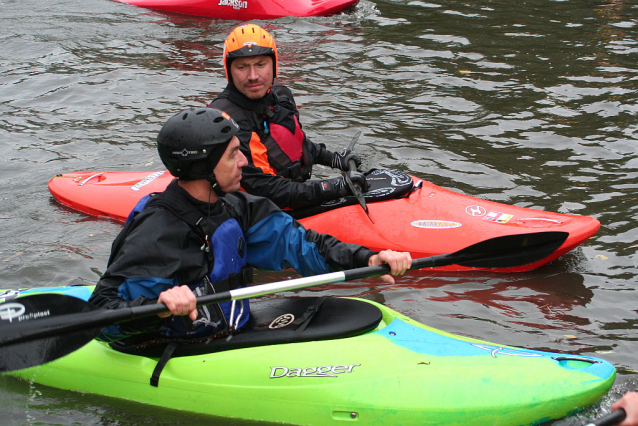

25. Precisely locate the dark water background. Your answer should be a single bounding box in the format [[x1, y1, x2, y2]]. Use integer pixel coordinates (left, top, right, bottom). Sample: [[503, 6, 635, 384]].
[[1, 0, 637, 424]]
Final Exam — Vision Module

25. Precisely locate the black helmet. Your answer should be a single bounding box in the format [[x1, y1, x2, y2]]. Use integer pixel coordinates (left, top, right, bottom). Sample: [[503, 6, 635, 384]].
[[157, 108, 239, 181]]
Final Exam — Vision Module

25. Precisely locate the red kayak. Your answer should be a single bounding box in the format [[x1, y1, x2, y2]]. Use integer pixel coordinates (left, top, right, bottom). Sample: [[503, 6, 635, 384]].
[[113, 0, 359, 20], [48, 169, 600, 272]]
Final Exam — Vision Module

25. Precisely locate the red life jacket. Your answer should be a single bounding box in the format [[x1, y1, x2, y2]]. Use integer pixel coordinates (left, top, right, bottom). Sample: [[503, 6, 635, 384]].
[[210, 83, 314, 182]]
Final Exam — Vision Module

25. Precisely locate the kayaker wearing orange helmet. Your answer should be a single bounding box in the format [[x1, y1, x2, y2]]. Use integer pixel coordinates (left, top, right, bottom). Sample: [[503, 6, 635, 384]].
[[209, 24, 368, 210]]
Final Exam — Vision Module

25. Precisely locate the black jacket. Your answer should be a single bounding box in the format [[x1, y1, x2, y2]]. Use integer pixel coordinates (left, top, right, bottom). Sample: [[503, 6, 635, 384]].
[[89, 180, 374, 340]]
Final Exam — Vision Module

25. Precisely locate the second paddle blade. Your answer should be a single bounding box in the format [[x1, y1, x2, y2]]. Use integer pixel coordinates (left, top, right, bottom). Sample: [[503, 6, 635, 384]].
[[454, 231, 569, 268]]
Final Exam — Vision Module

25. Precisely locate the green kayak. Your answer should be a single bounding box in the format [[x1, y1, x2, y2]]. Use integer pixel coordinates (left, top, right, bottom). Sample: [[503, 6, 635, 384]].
[[1, 286, 615, 426]]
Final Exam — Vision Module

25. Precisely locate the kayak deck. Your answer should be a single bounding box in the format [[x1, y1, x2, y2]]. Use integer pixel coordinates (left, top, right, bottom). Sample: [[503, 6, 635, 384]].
[[48, 170, 600, 272], [6, 286, 615, 426]]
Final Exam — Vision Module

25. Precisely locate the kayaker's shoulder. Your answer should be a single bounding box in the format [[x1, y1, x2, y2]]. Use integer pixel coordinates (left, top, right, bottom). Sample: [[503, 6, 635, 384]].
[[223, 192, 282, 219], [272, 82, 295, 99]]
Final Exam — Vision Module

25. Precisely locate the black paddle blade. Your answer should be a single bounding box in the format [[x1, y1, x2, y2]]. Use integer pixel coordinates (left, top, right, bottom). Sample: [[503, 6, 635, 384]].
[[407, 231, 569, 271], [453, 231, 569, 268], [0, 293, 104, 372]]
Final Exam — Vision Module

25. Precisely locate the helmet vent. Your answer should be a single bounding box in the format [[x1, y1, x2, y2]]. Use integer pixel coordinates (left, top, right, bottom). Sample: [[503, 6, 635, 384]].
[[181, 112, 189, 120]]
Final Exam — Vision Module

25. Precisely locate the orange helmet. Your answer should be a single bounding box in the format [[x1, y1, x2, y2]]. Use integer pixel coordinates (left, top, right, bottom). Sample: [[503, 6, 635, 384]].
[[223, 24, 278, 82]]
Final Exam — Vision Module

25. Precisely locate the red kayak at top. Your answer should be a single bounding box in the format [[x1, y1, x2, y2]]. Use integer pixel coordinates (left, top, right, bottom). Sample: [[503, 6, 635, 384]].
[[113, 0, 359, 20], [48, 169, 600, 273]]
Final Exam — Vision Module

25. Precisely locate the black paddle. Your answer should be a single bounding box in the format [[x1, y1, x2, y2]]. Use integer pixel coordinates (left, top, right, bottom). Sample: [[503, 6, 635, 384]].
[[0, 231, 567, 373], [583, 409, 627, 426], [340, 131, 372, 222]]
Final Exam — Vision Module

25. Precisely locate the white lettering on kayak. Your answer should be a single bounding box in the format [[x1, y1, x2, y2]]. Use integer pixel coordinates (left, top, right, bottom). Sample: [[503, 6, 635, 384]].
[[131, 171, 166, 191], [270, 364, 360, 378], [217, 0, 248, 10], [411, 220, 462, 229]]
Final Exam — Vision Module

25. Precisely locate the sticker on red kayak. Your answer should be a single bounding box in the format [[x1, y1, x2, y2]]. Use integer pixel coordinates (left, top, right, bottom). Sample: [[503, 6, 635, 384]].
[[483, 211, 513, 224], [411, 220, 462, 229], [465, 205, 487, 217], [131, 171, 166, 191], [218, 0, 248, 10]]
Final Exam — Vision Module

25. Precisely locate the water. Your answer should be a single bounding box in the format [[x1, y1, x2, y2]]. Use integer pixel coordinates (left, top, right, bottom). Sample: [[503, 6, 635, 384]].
[[1, 0, 637, 424]]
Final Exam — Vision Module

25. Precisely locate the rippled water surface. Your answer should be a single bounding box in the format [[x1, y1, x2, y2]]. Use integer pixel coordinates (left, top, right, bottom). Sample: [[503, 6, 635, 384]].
[[1, 0, 637, 424]]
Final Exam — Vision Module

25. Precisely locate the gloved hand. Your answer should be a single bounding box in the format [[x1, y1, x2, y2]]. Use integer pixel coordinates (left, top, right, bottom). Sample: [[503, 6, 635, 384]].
[[320, 171, 369, 198], [331, 150, 362, 172], [344, 170, 370, 193]]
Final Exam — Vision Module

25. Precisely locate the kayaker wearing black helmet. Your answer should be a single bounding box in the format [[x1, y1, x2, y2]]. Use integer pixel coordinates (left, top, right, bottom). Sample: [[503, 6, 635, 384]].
[[209, 24, 368, 210], [88, 107, 411, 345]]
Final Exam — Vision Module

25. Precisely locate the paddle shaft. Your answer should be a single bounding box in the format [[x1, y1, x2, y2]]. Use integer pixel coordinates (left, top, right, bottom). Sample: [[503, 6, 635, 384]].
[[583, 409, 627, 426], [0, 231, 568, 354], [1, 234, 558, 349], [195, 235, 559, 314], [342, 131, 370, 218], [346, 131, 361, 153], [0, 254, 443, 347]]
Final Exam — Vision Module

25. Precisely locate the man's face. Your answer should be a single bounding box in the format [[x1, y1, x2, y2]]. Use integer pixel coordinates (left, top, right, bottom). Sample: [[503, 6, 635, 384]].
[[230, 55, 274, 100], [213, 136, 248, 193]]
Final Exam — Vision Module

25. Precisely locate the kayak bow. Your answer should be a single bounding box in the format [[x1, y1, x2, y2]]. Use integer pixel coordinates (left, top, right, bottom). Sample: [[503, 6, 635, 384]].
[[48, 169, 600, 272]]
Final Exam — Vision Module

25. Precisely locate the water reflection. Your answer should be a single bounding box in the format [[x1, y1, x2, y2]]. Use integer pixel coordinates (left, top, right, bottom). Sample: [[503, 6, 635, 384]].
[[427, 272, 593, 324]]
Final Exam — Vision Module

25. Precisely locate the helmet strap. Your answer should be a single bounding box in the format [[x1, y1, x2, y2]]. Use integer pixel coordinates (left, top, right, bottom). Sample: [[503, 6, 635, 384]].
[[206, 174, 226, 197]]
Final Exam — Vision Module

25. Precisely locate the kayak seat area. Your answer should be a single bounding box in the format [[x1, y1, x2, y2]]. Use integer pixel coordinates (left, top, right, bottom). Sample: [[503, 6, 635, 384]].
[[290, 168, 414, 219], [110, 296, 383, 358]]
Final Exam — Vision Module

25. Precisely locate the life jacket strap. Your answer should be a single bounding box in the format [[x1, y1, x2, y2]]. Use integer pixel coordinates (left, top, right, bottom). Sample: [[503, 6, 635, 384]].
[[210, 265, 253, 293]]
